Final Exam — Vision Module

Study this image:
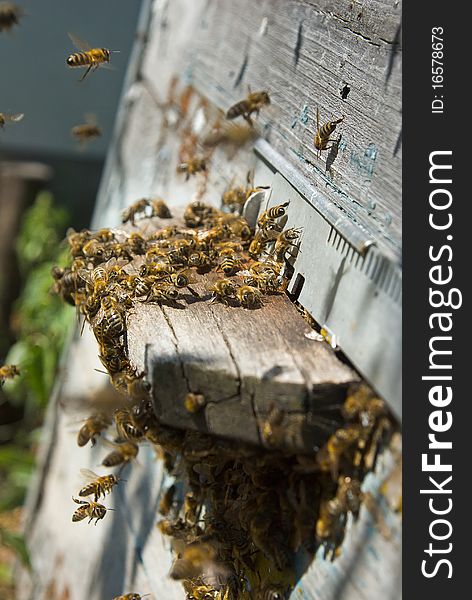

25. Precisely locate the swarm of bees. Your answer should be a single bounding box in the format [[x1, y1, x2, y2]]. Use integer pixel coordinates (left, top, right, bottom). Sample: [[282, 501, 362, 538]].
[[52, 180, 395, 599]]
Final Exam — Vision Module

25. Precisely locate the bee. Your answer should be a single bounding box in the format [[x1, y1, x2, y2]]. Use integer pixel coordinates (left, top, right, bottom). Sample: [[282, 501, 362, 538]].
[[0, 3, 23, 32], [82, 239, 105, 259], [77, 413, 111, 447], [169, 271, 199, 297], [316, 426, 361, 480], [210, 279, 237, 305], [0, 111, 24, 128], [177, 157, 207, 180], [188, 251, 215, 269], [66, 33, 117, 81], [184, 393, 206, 414], [184, 201, 219, 228], [236, 285, 262, 308], [114, 408, 146, 441], [101, 439, 139, 467], [122, 198, 150, 225], [260, 406, 285, 447], [170, 542, 216, 580], [147, 284, 180, 303], [316, 476, 362, 552], [257, 201, 290, 231], [127, 232, 147, 254], [244, 270, 282, 293], [218, 254, 241, 276], [149, 198, 172, 218], [314, 107, 344, 156], [0, 364, 20, 385], [71, 114, 102, 144], [226, 90, 271, 126], [248, 228, 277, 258], [71, 497, 108, 525], [78, 469, 119, 501], [222, 171, 270, 213], [92, 297, 126, 338], [113, 595, 150, 600], [203, 121, 257, 150], [274, 227, 302, 262], [159, 484, 176, 516]]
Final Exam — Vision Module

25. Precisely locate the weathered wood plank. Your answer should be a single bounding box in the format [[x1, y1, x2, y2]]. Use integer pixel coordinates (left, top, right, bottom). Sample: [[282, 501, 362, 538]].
[[137, 0, 402, 259]]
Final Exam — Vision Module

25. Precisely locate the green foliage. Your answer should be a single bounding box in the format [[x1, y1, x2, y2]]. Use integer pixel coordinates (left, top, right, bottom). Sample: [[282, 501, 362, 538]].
[[1, 192, 74, 518], [0, 527, 31, 571], [15, 191, 69, 275]]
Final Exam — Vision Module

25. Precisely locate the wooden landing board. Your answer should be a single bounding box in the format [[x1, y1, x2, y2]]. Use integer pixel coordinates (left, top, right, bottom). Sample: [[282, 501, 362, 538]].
[[126, 264, 358, 452]]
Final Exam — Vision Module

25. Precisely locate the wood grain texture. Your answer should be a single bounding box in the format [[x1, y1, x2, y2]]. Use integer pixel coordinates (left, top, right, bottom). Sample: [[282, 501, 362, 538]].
[[18, 1, 402, 599], [138, 0, 402, 259]]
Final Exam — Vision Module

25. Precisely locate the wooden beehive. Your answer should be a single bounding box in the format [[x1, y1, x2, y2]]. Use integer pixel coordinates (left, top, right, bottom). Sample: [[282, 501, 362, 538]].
[[19, 1, 402, 598]]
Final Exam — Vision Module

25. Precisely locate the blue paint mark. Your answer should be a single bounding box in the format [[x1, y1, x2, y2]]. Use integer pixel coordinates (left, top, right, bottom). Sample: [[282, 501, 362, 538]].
[[291, 105, 309, 129], [338, 140, 347, 151], [182, 64, 194, 85], [368, 544, 380, 561], [384, 212, 392, 226], [350, 143, 378, 181]]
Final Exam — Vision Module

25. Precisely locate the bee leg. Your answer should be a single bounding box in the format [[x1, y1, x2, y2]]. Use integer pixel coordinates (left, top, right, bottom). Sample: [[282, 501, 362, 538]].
[[79, 65, 93, 82]]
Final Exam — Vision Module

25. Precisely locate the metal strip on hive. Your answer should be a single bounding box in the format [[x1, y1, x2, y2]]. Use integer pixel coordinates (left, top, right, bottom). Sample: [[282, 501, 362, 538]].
[[254, 140, 402, 419]]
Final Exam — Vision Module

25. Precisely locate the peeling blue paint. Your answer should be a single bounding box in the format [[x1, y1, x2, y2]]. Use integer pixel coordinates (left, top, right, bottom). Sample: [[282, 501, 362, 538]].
[[182, 64, 194, 85], [350, 143, 378, 181], [291, 105, 309, 128]]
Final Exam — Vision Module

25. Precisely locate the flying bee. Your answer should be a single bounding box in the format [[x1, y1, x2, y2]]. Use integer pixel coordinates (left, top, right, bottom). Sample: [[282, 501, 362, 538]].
[[71, 497, 108, 525], [122, 198, 150, 225], [177, 156, 207, 180], [184, 393, 206, 414], [0, 2, 23, 32], [236, 285, 262, 308], [149, 197, 172, 218], [257, 201, 290, 231], [101, 439, 139, 467], [79, 469, 119, 501], [77, 413, 111, 447], [314, 107, 344, 156], [170, 542, 216, 580], [274, 227, 302, 262], [210, 279, 237, 305], [159, 484, 176, 516], [0, 364, 20, 385], [66, 33, 118, 81], [71, 114, 102, 145], [0, 111, 24, 128], [226, 89, 271, 126]]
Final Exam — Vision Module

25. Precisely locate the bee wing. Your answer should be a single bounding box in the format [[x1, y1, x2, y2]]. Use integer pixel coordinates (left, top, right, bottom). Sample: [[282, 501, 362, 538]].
[[101, 437, 120, 450], [6, 113, 25, 123], [80, 468, 99, 482], [68, 32, 92, 51], [91, 306, 105, 328], [77, 268, 92, 284]]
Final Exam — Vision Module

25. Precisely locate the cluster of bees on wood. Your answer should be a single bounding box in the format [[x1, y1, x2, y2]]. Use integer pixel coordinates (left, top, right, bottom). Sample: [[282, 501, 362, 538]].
[[1, 8, 387, 597], [51, 177, 395, 598]]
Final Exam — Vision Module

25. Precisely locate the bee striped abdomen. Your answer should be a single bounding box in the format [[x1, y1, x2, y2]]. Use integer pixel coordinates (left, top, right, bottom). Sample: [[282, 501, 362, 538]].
[[226, 100, 248, 120], [67, 52, 90, 67]]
